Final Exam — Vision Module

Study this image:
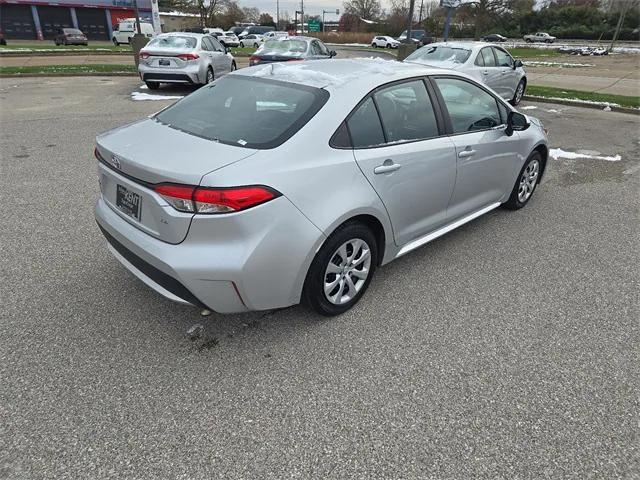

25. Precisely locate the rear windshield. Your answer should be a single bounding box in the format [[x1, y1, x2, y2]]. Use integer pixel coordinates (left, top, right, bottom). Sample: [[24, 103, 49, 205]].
[[155, 76, 329, 149], [260, 40, 308, 55], [147, 36, 197, 49], [406, 45, 471, 64], [64, 28, 82, 34]]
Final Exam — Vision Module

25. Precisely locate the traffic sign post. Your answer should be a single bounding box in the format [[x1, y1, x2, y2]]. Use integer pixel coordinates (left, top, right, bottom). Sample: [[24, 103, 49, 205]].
[[308, 20, 321, 32]]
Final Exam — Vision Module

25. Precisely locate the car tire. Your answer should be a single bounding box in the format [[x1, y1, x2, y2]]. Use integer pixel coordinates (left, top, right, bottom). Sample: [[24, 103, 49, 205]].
[[386, 43, 391, 48], [511, 79, 526, 106], [145, 81, 160, 90], [525, 38, 532, 43], [204, 67, 214, 85], [253, 42, 259, 48], [303, 222, 378, 316], [128, 37, 132, 44], [231, 62, 236, 71], [503, 151, 543, 210], [113, 38, 119, 46], [372, 43, 377, 47], [240, 42, 245, 48]]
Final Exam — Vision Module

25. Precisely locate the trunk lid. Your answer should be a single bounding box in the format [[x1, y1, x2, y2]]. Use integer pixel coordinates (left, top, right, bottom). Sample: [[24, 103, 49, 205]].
[[96, 118, 258, 244]]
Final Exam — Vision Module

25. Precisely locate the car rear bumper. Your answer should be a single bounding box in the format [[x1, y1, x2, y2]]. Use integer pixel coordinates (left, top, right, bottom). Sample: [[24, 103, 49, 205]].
[[138, 64, 200, 84], [95, 193, 325, 313]]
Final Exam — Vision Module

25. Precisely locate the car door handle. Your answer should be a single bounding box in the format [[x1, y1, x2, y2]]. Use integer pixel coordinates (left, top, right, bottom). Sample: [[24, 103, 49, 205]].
[[374, 160, 401, 174], [458, 150, 476, 158], [482, 70, 489, 75]]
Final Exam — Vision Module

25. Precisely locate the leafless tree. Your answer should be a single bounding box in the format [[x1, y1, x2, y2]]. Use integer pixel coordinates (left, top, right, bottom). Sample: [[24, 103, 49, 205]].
[[343, 0, 383, 21]]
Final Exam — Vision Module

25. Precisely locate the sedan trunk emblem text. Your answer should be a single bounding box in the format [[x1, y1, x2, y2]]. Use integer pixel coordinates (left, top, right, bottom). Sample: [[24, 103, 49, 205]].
[[110, 155, 122, 170]]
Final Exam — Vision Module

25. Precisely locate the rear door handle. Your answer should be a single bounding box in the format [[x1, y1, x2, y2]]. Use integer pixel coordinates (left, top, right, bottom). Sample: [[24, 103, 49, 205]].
[[458, 150, 476, 158], [374, 160, 401, 174]]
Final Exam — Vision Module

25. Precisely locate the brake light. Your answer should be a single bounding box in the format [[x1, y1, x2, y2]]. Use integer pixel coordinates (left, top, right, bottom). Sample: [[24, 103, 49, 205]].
[[155, 184, 280, 214], [177, 53, 199, 61], [139, 50, 150, 59], [249, 55, 260, 65]]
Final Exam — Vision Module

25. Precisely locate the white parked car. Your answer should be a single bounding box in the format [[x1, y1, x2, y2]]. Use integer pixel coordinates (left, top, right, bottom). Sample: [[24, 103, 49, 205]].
[[523, 32, 556, 43], [371, 36, 400, 49], [112, 20, 154, 45], [138, 33, 236, 89], [261, 31, 289, 43], [220, 32, 240, 47], [404, 42, 528, 105], [239, 34, 263, 48]]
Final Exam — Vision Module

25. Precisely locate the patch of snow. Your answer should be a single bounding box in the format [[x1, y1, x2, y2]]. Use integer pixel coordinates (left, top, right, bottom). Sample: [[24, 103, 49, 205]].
[[546, 109, 561, 113], [131, 91, 183, 101], [527, 95, 621, 108], [603, 105, 612, 111], [550, 148, 621, 162], [524, 60, 594, 68], [160, 10, 199, 17], [139, 84, 148, 90], [520, 105, 538, 110]]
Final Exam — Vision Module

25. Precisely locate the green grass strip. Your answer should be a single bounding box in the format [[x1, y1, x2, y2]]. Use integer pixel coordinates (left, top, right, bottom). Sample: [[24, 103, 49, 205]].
[[0, 64, 136, 74], [527, 85, 639, 109]]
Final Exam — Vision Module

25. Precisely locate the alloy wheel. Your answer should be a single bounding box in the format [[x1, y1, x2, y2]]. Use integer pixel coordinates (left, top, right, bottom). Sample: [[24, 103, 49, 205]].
[[518, 159, 539, 203], [324, 238, 371, 305], [515, 82, 524, 104], [206, 68, 214, 84]]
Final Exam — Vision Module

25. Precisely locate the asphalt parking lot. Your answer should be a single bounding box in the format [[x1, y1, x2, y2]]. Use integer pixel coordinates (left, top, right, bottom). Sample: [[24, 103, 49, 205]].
[[1, 77, 639, 479]]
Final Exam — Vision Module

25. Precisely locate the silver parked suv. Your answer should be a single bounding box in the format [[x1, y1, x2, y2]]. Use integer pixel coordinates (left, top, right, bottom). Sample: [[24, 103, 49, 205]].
[[95, 59, 548, 316], [138, 32, 236, 89]]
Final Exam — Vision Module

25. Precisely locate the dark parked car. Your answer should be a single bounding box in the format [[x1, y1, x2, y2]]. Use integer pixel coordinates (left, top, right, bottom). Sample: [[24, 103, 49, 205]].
[[483, 33, 507, 42], [54, 28, 88, 46], [398, 29, 434, 46], [183, 27, 206, 34], [249, 37, 336, 66]]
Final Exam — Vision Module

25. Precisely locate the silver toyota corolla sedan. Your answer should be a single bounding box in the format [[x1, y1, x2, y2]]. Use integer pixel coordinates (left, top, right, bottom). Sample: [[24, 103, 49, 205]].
[[404, 42, 527, 105], [138, 32, 236, 90], [95, 59, 548, 316]]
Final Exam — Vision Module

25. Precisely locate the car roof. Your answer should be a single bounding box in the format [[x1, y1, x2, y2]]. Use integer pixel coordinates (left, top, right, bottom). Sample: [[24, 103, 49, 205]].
[[235, 58, 455, 90], [160, 32, 204, 38]]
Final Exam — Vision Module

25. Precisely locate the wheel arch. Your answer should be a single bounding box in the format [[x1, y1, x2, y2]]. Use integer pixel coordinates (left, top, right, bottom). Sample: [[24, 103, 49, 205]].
[[533, 142, 548, 181]]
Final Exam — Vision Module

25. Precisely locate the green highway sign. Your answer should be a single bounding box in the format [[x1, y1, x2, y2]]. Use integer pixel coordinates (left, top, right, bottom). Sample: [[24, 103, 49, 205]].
[[308, 20, 321, 32]]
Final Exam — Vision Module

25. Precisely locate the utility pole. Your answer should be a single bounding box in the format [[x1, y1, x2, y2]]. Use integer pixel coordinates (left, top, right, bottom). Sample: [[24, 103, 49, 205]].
[[301, 0, 304, 33], [608, 0, 630, 53], [406, 0, 415, 42], [418, 0, 424, 24], [277, 0, 280, 29], [133, 0, 142, 34]]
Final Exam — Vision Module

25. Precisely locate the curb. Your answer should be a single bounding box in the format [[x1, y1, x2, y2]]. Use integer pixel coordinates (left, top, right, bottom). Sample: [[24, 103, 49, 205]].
[[523, 95, 639, 115], [0, 71, 137, 78]]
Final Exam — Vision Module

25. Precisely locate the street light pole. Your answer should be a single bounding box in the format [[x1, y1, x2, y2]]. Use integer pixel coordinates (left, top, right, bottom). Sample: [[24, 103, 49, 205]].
[[133, 0, 142, 34], [277, 0, 280, 29]]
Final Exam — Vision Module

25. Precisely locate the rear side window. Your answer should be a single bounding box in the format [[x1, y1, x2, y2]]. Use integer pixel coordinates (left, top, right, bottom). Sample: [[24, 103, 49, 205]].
[[347, 97, 385, 148], [373, 80, 439, 143], [433, 77, 501, 133], [480, 47, 496, 67], [474, 52, 484, 67], [155, 76, 329, 149]]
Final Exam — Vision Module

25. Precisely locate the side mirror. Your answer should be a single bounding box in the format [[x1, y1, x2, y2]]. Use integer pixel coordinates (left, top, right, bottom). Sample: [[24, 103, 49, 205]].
[[225, 46, 230, 54], [329, 50, 337, 57], [513, 59, 523, 69], [506, 111, 529, 136]]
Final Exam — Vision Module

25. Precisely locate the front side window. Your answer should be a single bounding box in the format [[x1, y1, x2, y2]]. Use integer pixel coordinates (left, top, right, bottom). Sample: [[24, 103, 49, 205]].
[[373, 80, 439, 143], [433, 78, 501, 133], [155, 76, 328, 149], [210, 37, 224, 51], [347, 97, 385, 148], [493, 47, 513, 67]]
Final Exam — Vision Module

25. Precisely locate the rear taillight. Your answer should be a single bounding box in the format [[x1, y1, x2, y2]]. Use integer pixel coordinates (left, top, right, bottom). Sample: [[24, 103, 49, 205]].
[[155, 184, 280, 214], [177, 53, 199, 61], [139, 50, 150, 59], [249, 55, 260, 65]]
